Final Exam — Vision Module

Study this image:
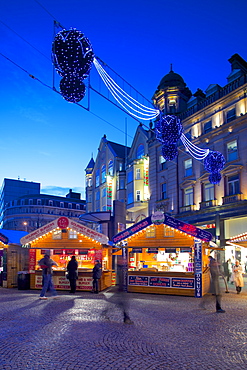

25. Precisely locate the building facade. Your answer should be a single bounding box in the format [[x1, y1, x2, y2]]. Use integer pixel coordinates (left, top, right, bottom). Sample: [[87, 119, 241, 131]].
[[0, 179, 86, 233]]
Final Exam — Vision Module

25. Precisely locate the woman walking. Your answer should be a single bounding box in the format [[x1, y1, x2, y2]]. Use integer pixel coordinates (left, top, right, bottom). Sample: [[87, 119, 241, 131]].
[[233, 260, 244, 294]]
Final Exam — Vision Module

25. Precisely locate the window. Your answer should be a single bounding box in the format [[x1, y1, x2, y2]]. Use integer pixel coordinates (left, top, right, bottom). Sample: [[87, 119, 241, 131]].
[[68, 203, 72, 209], [119, 162, 123, 171], [108, 160, 113, 176], [88, 194, 92, 203], [184, 187, 193, 206], [164, 225, 174, 237], [86, 177, 92, 187], [228, 174, 240, 195], [29, 199, 33, 205], [136, 144, 144, 159], [146, 226, 156, 238], [49, 200, 53, 206], [136, 168, 141, 180], [160, 155, 166, 170], [204, 120, 212, 134], [60, 202, 64, 208], [119, 178, 125, 189], [96, 191, 100, 201], [161, 183, 167, 200], [184, 159, 192, 177], [95, 169, 100, 187], [37, 199, 41, 205], [76, 204, 80, 210], [101, 165, 106, 183], [204, 183, 214, 201], [68, 230, 77, 239], [127, 170, 133, 183], [226, 108, 236, 123], [102, 187, 106, 197], [136, 190, 141, 201], [127, 192, 133, 204], [52, 230, 62, 239], [227, 140, 238, 161]]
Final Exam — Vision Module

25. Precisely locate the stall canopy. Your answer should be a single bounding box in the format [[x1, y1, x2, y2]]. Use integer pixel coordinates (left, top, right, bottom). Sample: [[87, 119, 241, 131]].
[[112, 212, 213, 244], [0, 230, 27, 246], [20, 216, 109, 246], [227, 232, 247, 248]]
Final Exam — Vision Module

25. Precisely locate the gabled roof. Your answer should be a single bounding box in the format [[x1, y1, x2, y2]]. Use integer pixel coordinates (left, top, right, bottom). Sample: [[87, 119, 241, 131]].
[[107, 140, 130, 158]]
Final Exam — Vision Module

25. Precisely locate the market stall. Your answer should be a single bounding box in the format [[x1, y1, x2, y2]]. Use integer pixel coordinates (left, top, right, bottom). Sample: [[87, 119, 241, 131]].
[[20, 216, 112, 292], [112, 212, 214, 297]]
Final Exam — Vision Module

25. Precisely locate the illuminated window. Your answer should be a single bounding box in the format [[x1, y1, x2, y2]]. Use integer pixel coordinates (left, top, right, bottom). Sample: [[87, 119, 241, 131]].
[[146, 226, 156, 238], [136, 168, 141, 180], [184, 187, 193, 206], [184, 159, 192, 177], [101, 165, 106, 184], [227, 174, 240, 195], [164, 225, 174, 237], [108, 160, 113, 176], [227, 140, 238, 161], [68, 230, 77, 239], [136, 144, 144, 159], [159, 155, 166, 170], [52, 230, 62, 239]]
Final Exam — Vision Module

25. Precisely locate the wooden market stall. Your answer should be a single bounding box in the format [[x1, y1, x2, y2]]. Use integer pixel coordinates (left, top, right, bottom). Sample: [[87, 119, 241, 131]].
[[20, 216, 112, 292], [112, 212, 214, 297]]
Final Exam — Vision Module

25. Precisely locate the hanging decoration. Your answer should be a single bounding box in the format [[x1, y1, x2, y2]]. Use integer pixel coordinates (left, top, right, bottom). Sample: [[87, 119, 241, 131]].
[[52, 28, 225, 183], [52, 28, 94, 102]]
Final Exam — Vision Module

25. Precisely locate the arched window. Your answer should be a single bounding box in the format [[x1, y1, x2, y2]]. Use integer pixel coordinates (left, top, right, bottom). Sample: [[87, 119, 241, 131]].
[[136, 144, 144, 159]]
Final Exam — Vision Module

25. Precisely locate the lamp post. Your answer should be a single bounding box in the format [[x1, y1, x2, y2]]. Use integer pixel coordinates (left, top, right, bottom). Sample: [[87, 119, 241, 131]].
[[23, 222, 28, 232]]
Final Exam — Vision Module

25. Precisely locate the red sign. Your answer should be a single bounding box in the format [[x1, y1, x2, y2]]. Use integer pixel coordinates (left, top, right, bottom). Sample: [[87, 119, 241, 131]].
[[29, 249, 36, 274], [57, 217, 69, 229]]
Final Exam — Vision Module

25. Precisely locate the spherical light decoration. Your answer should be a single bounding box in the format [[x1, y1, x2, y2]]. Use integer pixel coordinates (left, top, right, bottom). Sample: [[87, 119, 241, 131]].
[[204, 151, 225, 173], [209, 172, 222, 184], [52, 28, 94, 78], [60, 76, 86, 103], [155, 115, 183, 146], [161, 144, 178, 161]]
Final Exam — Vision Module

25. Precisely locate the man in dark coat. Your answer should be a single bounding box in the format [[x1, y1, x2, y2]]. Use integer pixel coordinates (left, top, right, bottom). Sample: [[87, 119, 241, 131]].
[[67, 256, 78, 293], [92, 260, 102, 294]]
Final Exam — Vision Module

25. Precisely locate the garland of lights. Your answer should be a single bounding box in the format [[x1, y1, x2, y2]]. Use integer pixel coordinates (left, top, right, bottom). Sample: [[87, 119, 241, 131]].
[[52, 28, 225, 184], [52, 28, 94, 102]]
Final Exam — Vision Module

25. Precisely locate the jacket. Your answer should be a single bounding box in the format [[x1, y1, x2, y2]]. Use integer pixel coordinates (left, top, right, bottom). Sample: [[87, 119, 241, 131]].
[[67, 259, 78, 280], [93, 263, 102, 279], [38, 256, 57, 275]]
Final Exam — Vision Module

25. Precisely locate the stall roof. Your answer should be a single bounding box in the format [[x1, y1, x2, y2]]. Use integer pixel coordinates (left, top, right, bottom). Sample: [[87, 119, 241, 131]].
[[20, 217, 109, 245], [0, 229, 28, 245], [79, 211, 111, 223], [112, 212, 213, 244], [227, 232, 247, 248]]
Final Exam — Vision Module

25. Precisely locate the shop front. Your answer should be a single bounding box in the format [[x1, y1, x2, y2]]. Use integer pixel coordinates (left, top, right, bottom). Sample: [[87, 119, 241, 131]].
[[112, 212, 214, 297], [227, 232, 247, 271], [20, 217, 112, 292]]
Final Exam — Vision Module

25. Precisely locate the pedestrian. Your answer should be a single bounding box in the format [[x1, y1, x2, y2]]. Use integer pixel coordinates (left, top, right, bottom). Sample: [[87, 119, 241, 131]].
[[101, 256, 133, 324], [38, 254, 58, 300], [233, 260, 244, 294], [222, 258, 231, 282], [199, 255, 225, 313], [67, 256, 78, 294], [92, 259, 102, 294]]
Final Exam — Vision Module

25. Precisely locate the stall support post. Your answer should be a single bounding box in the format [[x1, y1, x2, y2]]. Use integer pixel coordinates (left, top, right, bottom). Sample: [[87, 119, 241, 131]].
[[122, 247, 128, 292], [194, 238, 202, 298]]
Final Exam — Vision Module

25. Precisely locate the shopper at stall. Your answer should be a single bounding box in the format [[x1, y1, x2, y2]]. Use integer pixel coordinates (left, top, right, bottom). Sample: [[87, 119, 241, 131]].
[[92, 259, 102, 294], [38, 254, 58, 299], [233, 260, 244, 294], [67, 256, 78, 294]]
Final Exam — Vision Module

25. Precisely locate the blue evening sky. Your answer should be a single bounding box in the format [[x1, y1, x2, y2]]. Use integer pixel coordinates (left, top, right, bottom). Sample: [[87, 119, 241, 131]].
[[1, 0, 247, 198]]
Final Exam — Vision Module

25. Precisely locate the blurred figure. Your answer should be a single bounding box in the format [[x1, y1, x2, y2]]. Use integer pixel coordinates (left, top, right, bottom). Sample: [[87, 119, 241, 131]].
[[101, 256, 133, 324], [199, 256, 225, 313], [67, 256, 78, 294], [233, 260, 244, 294], [92, 259, 102, 294], [222, 259, 232, 283], [38, 254, 58, 300]]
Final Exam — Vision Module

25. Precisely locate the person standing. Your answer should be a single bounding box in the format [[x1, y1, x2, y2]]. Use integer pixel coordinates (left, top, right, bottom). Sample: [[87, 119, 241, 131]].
[[223, 259, 231, 283], [38, 254, 58, 300], [233, 260, 244, 294], [209, 256, 225, 312], [92, 259, 102, 294], [67, 256, 78, 294]]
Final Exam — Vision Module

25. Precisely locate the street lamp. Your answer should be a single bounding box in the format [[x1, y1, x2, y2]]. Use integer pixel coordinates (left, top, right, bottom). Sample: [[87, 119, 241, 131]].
[[23, 222, 28, 232]]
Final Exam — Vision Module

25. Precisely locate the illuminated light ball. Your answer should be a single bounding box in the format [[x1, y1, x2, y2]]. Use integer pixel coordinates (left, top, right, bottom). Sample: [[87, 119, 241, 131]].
[[204, 151, 225, 173], [52, 28, 94, 78], [209, 172, 222, 184], [60, 77, 86, 103], [155, 115, 183, 145], [161, 144, 178, 161]]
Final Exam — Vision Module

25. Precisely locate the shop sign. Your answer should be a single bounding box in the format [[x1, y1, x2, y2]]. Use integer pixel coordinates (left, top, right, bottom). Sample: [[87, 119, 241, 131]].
[[53, 249, 63, 255], [128, 275, 148, 286], [171, 278, 194, 289], [113, 216, 152, 243], [149, 277, 170, 287], [148, 248, 158, 254], [79, 249, 89, 255], [76, 276, 93, 291], [194, 238, 202, 297], [151, 211, 165, 225], [29, 249, 36, 274], [64, 249, 75, 255], [132, 248, 142, 253], [94, 250, 102, 261]]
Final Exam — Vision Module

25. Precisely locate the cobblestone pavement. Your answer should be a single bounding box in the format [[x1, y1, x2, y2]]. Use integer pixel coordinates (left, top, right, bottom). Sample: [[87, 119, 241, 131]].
[[0, 281, 247, 370]]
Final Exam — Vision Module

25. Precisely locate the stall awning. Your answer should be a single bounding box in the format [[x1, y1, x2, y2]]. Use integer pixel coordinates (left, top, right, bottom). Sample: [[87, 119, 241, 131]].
[[79, 211, 111, 223], [227, 231, 247, 248]]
